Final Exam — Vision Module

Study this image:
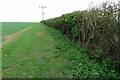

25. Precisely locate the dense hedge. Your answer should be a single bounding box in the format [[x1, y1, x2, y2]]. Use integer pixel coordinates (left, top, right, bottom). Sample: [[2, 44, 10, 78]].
[[42, 2, 120, 78], [43, 2, 119, 58]]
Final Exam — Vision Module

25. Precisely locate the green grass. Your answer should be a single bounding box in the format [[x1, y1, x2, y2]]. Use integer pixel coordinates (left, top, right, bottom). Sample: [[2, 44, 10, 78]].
[[2, 23, 72, 78], [2, 23, 119, 78], [2, 22, 36, 34], [1, 22, 37, 42]]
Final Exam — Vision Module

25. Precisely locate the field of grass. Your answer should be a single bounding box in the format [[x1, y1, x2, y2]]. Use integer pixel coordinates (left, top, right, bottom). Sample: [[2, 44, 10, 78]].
[[2, 22, 36, 34], [2, 23, 119, 78], [2, 22, 36, 41]]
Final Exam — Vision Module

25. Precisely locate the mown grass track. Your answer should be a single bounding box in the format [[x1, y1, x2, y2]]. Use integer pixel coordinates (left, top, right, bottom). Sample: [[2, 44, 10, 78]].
[[2, 23, 72, 78]]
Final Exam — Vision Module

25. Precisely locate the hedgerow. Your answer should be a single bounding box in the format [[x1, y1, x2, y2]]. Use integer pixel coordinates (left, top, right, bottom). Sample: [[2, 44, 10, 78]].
[[42, 2, 120, 78]]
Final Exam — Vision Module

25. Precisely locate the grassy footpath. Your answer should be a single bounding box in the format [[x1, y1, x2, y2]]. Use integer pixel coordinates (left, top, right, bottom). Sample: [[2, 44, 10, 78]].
[[2, 23, 72, 78]]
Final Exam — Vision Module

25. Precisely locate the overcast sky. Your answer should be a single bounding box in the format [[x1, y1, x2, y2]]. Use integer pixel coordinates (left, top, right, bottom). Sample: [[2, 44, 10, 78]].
[[0, 0, 118, 22]]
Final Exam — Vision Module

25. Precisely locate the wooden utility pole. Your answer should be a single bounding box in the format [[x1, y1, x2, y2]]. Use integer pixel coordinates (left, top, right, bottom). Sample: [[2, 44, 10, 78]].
[[39, 6, 47, 21]]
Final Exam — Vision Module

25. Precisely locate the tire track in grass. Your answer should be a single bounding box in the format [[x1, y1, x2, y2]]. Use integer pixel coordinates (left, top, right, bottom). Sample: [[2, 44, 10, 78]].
[[0, 26, 33, 48]]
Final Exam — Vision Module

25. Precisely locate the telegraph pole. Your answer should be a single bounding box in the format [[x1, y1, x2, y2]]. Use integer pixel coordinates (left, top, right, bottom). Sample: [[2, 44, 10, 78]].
[[39, 6, 47, 21]]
